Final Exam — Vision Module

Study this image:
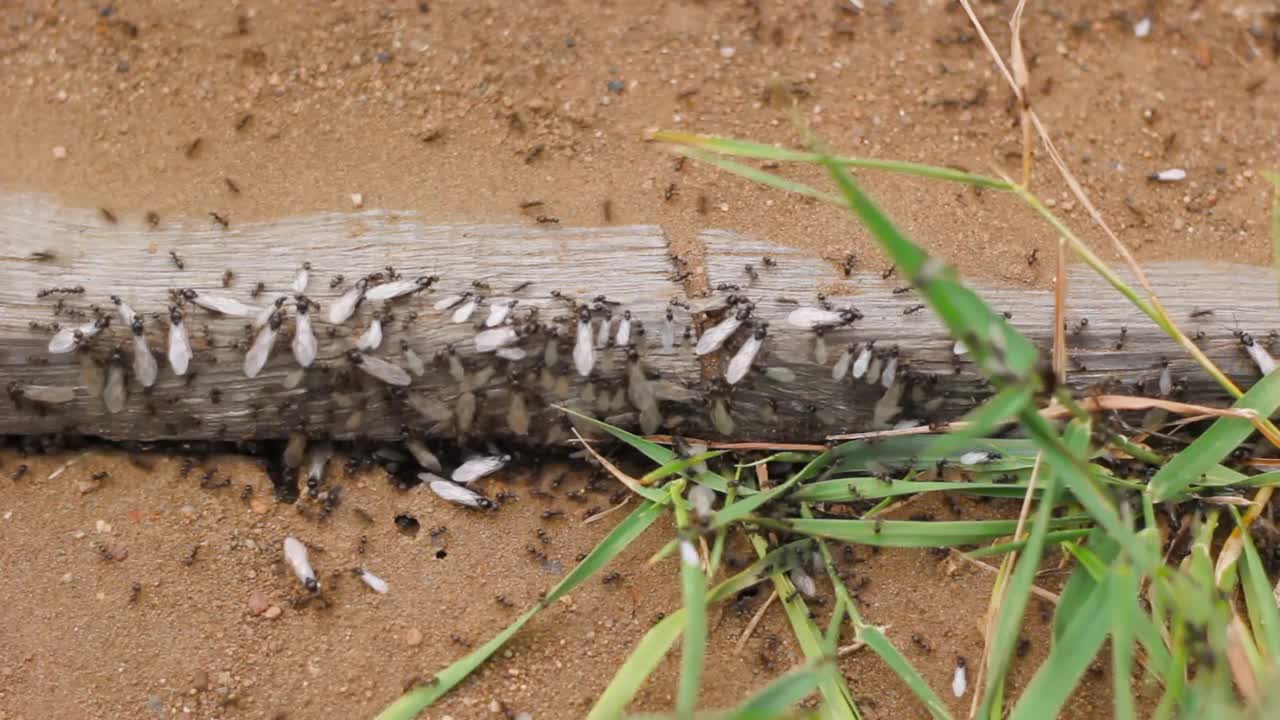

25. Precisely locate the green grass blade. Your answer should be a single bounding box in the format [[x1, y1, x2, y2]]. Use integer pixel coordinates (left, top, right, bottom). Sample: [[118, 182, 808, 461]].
[[1233, 507, 1280, 660], [711, 452, 831, 529], [1017, 410, 1158, 570], [774, 517, 1086, 548], [858, 626, 954, 720], [679, 148, 844, 205], [643, 451, 729, 485], [1053, 527, 1119, 641], [723, 665, 827, 720], [1110, 560, 1140, 720], [1008, 569, 1118, 720], [589, 612, 689, 720], [654, 131, 1012, 189], [925, 385, 1033, 459], [794, 478, 1034, 503], [376, 500, 667, 719], [963, 528, 1094, 558], [674, 484, 708, 716], [557, 405, 742, 494], [976, 419, 1084, 720], [814, 149, 1039, 381], [750, 535, 860, 720], [1150, 369, 1280, 501]]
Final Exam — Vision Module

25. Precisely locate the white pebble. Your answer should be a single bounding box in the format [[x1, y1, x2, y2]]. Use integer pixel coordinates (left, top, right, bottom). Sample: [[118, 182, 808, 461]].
[[351, 193, 364, 208], [1134, 17, 1151, 38], [719, 46, 736, 58], [52, 146, 67, 160]]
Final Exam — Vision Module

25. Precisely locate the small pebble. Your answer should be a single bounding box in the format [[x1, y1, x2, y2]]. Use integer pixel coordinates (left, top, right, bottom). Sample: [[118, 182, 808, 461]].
[[77, 479, 101, 494], [375, 52, 392, 64], [61, 572, 74, 583], [351, 193, 364, 209], [719, 46, 736, 58], [95, 519, 112, 534], [263, 605, 283, 620], [1134, 17, 1151, 38], [116, 61, 130, 73], [247, 590, 270, 615], [405, 627, 423, 647], [606, 79, 625, 94], [52, 146, 67, 160]]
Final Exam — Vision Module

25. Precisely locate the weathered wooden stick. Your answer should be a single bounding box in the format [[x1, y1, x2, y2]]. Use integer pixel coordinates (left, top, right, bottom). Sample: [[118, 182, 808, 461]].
[[0, 193, 1273, 443]]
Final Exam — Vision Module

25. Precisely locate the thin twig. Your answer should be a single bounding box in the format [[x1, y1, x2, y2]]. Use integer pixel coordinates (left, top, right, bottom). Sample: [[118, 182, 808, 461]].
[[734, 589, 778, 654]]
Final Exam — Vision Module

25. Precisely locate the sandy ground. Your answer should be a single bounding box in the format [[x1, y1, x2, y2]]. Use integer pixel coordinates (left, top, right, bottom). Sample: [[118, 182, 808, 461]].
[[1, 0, 1277, 718], [0, 448, 1113, 719]]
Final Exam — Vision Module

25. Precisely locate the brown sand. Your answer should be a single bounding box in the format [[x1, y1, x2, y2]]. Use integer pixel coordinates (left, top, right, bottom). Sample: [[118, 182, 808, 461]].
[[1, 1, 1275, 717], [1, 1, 1277, 283]]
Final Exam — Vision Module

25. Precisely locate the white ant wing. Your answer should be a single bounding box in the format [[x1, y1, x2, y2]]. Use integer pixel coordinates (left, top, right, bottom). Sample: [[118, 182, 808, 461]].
[[293, 265, 310, 293], [1158, 364, 1172, 396], [292, 311, 317, 368], [329, 286, 363, 324], [832, 348, 852, 380], [689, 484, 715, 519], [243, 322, 278, 378], [357, 319, 383, 351], [1246, 340, 1277, 375], [356, 569, 389, 594], [133, 334, 158, 388], [574, 319, 595, 377], [725, 333, 762, 385], [952, 663, 968, 698], [475, 326, 519, 353], [355, 353, 411, 386], [695, 315, 742, 356], [788, 567, 817, 597], [880, 354, 898, 388], [405, 439, 443, 472], [403, 347, 426, 376], [851, 346, 872, 379], [508, 392, 530, 436], [451, 297, 478, 324], [433, 293, 464, 311], [596, 317, 611, 348], [283, 537, 317, 589], [764, 367, 796, 383], [959, 451, 995, 465], [48, 327, 78, 354], [428, 479, 489, 508], [168, 321, 192, 376], [103, 363, 126, 414], [193, 293, 259, 318], [408, 394, 453, 423], [48, 322, 97, 354], [452, 455, 509, 484], [23, 385, 76, 404], [366, 278, 416, 301], [615, 317, 631, 347], [495, 347, 527, 361], [115, 300, 137, 326], [484, 299, 514, 328], [661, 316, 675, 351], [787, 307, 842, 329]]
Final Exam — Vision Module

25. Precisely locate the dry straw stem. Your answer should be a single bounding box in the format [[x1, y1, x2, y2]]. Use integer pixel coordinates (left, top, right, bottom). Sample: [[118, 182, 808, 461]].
[[956, 0, 1242, 402], [970, 451, 1044, 719]]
